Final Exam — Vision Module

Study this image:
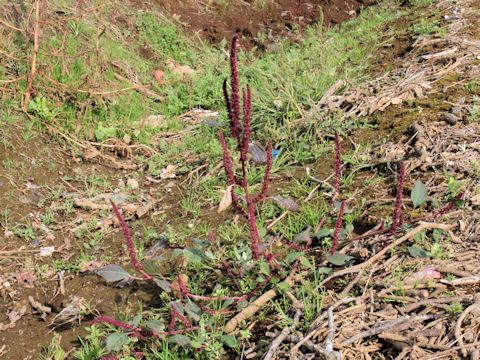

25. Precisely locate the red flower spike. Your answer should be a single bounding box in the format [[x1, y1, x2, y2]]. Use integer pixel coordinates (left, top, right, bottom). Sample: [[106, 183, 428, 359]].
[[334, 132, 342, 195], [330, 200, 345, 255], [223, 79, 232, 121], [390, 161, 406, 233], [110, 201, 153, 281], [217, 36, 272, 260], [229, 36, 240, 140]]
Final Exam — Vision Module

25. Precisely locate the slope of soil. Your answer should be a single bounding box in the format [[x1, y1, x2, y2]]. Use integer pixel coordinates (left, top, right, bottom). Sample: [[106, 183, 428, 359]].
[[143, 0, 373, 48]]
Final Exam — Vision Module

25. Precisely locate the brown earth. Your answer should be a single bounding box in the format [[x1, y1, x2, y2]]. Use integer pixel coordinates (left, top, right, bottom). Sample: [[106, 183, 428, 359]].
[[139, 0, 375, 48]]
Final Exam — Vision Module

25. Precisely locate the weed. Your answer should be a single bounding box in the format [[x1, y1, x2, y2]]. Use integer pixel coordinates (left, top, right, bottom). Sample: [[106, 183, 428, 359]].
[[218, 36, 272, 260], [12, 224, 36, 242], [447, 302, 464, 317], [39, 209, 55, 225], [412, 18, 446, 37]]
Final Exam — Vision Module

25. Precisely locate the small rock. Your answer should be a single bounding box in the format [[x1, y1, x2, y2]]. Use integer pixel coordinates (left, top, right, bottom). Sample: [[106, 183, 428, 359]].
[[442, 113, 458, 125], [126, 178, 139, 190], [450, 107, 462, 115]]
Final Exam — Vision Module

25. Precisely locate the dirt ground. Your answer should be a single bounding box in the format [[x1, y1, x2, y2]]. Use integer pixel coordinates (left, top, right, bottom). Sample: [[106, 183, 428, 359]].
[[1, 0, 480, 359], [144, 0, 373, 48]]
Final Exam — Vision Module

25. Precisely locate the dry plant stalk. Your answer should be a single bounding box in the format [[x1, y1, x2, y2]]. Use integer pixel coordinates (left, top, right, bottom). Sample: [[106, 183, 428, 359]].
[[218, 36, 272, 260], [24, 0, 41, 111]]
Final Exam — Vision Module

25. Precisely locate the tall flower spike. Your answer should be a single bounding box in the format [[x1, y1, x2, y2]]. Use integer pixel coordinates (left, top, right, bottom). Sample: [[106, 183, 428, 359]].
[[390, 161, 406, 233], [111, 200, 152, 281], [223, 79, 232, 121], [218, 131, 236, 186], [330, 200, 345, 255], [241, 85, 252, 161], [229, 35, 240, 140], [334, 132, 342, 195]]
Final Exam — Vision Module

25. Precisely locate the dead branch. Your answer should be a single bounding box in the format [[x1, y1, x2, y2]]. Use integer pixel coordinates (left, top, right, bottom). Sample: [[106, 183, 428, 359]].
[[403, 295, 474, 313], [224, 269, 299, 334], [284, 335, 341, 360], [454, 295, 480, 357], [23, 0, 40, 111], [342, 314, 436, 346], [317, 222, 455, 288], [263, 309, 301, 360]]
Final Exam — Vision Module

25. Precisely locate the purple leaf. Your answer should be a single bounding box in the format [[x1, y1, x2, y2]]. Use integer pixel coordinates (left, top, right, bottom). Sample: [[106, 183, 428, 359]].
[[271, 195, 300, 211], [248, 143, 268, 164], [97, 264, 133, 283]]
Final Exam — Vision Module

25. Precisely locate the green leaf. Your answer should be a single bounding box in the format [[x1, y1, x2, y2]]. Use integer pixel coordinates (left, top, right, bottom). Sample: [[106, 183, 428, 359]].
[[184, 301, 201, 321], [168, 334, 191, 348], [130, 315, 142, 327], [94, 125, 117, 141], [276, 281, 292, 294], [299, 256, 312, 269], [411, 180, 428, 208], [96, 264, 133, 283], [183, 249, 202, 264], [317, 266, 333, 275], [105, 333, 129, 352], [259, 261, 270, 275], [153, 278, 172, 292], [314, 228, 331, 238], [408, 246, 431, 258], [221, 335, 238, 348], [285, 251, 304, 264], [146, 319, 165, 332], [326, 253, 354, 266]]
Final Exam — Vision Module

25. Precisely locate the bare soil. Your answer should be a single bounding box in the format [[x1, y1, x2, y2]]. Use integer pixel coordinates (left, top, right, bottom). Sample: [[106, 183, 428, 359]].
[[140, 0, 374, 48]]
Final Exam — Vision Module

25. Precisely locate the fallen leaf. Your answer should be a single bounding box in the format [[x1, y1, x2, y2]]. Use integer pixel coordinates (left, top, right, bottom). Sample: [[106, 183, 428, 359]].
[[15, 271, 36, 288], [160, 164, 177, 179], [405, 266, 441, 284], [166, 60, 194, 76], [40, 246, 55, 257], [136, 199, 157, 218], [153, 69, 164, 84], [248, 143, 268, 164], [218, 185, 234, 213], [126, 178, 139, 190], [271, 195, 299, 211], [293, 227, 311, 244], [79, 260, 104, 272]]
